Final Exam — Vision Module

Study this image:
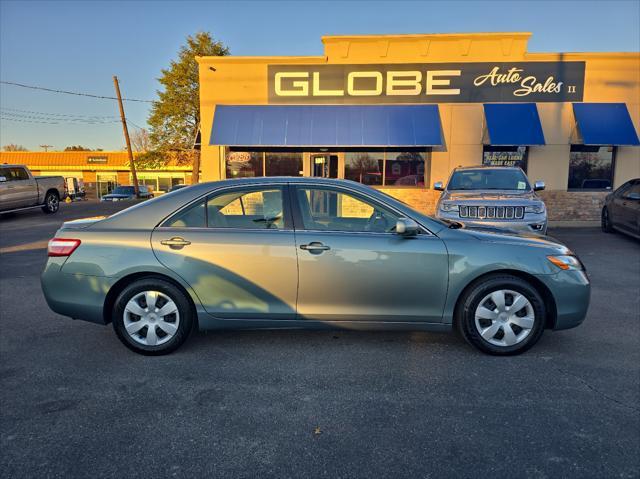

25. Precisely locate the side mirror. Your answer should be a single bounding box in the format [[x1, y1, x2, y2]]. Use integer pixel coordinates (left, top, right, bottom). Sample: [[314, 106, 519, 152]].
[[433, 181, 444, 191], [0, 176, 6, 183], [533, 180, 545, 191], [395, 218, 420, 236]]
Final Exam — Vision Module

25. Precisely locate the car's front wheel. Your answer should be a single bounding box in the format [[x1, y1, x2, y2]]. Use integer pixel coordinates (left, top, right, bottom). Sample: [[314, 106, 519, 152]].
[[456, 275, 546, 355], [112, 278, 194, 355], [601, 207, 614, 233]]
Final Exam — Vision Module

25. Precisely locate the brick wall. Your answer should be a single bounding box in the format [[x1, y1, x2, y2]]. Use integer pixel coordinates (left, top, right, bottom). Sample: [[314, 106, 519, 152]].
[[378, 188, 441, 215], [378, 188, 608, 222], [538, 191, 608, 221]]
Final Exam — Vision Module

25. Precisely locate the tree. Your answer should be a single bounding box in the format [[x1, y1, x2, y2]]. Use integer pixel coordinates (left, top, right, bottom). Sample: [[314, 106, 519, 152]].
[[148, 31, 229, 183], [64, 145, 92, 151], [130, 128, 151, 153], [2, 144, 28, 151]]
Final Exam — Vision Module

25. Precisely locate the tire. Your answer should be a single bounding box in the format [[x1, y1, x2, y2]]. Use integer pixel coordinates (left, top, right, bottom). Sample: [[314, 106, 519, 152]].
[[42, 191, 60, 214], [456, 274, 546, 355], [601, 207, 614, 233], [112, 278, 194, 355]]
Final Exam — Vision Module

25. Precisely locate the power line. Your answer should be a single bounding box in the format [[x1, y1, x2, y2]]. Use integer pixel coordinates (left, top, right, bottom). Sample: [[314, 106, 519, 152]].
[[0, 80, 154, 103], [1, 111, 121, 124], [0, 115, 121, 125], [125, 119, 148, 130], [0, 107, 118, 119]]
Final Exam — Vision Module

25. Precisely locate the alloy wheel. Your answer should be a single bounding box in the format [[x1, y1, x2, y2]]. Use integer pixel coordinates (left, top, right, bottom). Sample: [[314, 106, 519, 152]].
[[474, 289, 535, 347], [47, 195, 59, 212], [123, 291, 180, 346]]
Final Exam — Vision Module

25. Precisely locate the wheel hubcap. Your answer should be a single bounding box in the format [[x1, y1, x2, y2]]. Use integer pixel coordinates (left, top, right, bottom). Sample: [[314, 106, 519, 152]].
[[123, 291, 180, 346], [48, 196, 58, 210], [474, 289, 535, 347]]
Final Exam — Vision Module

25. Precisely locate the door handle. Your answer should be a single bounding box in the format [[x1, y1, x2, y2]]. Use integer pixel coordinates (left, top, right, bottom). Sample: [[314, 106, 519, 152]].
[[300, 242, 330, 253], [161, 237, 191, 249]]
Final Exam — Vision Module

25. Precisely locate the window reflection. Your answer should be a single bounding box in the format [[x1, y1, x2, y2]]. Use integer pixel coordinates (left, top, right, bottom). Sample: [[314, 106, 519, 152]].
[[265, 152, 303, 176], [226, 151, 263, 178], [384, 152, 425, 186], [568, 145, 615, 190], [344, 152, 383, 185]]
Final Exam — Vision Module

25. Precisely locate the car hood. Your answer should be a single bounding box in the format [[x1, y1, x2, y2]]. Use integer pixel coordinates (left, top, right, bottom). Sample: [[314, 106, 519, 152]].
[[442, 190, 536, 202], [450, 224, 570, 253]]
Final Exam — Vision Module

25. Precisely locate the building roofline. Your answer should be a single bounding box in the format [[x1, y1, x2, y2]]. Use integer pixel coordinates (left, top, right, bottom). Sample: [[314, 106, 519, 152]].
[[321, 31, 532, 42]]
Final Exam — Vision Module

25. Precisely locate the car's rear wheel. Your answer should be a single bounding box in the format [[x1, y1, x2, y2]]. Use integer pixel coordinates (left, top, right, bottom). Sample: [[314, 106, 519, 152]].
[[456, 275, 546, 355], [601, 207, 614, 233], [42, 191, 59, 214], [112, 278, 194, 355]]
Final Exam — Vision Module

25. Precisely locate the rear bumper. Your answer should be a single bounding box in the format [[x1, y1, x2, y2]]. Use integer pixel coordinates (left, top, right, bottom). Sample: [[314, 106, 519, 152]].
[[41, 262, 113, 325], [535, 270, 591, 330]]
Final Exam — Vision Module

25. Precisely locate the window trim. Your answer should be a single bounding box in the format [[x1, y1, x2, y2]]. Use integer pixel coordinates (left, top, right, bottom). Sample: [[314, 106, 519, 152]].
[[567, 144, 617, 192], [160, 183, 294, 231]]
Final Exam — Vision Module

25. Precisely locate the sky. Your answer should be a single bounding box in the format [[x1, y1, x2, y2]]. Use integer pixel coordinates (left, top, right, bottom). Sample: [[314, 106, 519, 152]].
[[1, 0, 639, 151]]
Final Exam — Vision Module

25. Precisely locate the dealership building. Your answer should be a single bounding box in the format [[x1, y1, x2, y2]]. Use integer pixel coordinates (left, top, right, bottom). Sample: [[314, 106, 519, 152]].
[[197, 32, 639, 222], [0, 151, 192, 198]]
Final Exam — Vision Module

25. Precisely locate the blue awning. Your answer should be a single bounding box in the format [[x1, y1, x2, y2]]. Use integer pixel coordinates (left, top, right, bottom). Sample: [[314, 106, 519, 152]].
[[210, 105, 443, 147], [483, 103, 545, 146], [573, 103, 640, 146]]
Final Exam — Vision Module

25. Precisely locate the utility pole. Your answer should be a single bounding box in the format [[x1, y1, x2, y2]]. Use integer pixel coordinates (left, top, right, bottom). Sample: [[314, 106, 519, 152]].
[[113, 75, 139, 196], [39, 144, 53, 152]]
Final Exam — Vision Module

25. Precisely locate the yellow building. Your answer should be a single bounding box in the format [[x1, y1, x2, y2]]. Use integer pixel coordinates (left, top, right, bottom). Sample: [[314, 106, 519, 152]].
[[197, 32, 640, 222], [0, 151, 192, 198]]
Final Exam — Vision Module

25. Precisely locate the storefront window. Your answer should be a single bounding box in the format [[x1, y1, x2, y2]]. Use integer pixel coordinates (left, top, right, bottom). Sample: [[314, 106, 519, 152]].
[[344, 152, 383, 185], [568, 145, 615, 190], [384, 152, 426, 186], [225, 151, 263, 178], [265, 152, 303, 176], [482, 146, 528, 171]]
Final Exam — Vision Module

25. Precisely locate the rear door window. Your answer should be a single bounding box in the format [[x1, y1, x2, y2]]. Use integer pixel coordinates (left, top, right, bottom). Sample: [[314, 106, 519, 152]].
[[165, 186, 288, 230]]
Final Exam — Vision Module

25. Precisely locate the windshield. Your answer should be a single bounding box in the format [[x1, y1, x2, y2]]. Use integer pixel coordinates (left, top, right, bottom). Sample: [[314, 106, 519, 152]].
[[111, 186, 135, 195], [448, 169, 530, 191]]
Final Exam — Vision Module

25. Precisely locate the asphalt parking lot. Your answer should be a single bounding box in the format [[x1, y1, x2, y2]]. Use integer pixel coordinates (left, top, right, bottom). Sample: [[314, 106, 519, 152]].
[[1, 201, 639, 478]]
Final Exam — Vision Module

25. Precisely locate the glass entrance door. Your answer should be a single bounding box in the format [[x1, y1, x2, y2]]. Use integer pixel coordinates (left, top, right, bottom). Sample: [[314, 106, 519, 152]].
[[310, 154, 338, 178]]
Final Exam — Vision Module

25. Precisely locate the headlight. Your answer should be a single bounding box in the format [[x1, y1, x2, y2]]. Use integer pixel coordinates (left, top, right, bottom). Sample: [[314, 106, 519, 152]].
[[525, 203, 546, 214], [547, 255, 584, 271], [440, 202, 459, 212]]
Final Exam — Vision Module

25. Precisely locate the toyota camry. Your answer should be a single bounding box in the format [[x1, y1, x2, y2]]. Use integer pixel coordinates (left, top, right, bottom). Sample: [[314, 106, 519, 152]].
[[41, 177, 590, 355]]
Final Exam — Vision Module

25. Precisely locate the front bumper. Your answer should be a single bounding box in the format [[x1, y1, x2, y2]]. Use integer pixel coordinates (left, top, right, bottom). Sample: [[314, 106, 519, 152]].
[[437, 211, 547, 234], [536, 269, 591, 330]]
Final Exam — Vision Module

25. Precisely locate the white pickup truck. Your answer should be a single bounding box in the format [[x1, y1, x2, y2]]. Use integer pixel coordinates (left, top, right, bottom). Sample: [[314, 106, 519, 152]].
[[0, 164, 66, 214]]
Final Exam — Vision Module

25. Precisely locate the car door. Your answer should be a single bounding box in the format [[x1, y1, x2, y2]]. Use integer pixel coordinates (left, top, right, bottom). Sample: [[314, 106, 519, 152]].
[[0, 167, 35, 209], [151, 183, 298, 320], [7, 167, 38, 208], [291, 184, 449, 323], [618, 180, 640, 235]]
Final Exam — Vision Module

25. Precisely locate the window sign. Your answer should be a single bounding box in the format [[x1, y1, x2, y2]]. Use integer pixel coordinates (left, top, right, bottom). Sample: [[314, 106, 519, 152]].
[[482, 146, 528, 170]]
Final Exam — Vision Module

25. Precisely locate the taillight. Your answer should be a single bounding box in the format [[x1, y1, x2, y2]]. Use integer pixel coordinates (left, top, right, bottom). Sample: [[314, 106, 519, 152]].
[[48, 238, 81, 257]]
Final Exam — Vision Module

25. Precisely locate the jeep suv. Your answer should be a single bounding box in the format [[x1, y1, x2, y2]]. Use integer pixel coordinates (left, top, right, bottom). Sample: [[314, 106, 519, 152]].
[[435, 166, 547, 234]]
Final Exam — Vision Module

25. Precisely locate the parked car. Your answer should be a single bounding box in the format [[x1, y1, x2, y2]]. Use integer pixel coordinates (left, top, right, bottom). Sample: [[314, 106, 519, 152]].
[[41, 177, 589, 356], [602, 178, 640, 239], [169, 184, 188, 192], [0, 164, 66, 214], [435, 166, 547, 234], [100, 185, 154, 202]]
